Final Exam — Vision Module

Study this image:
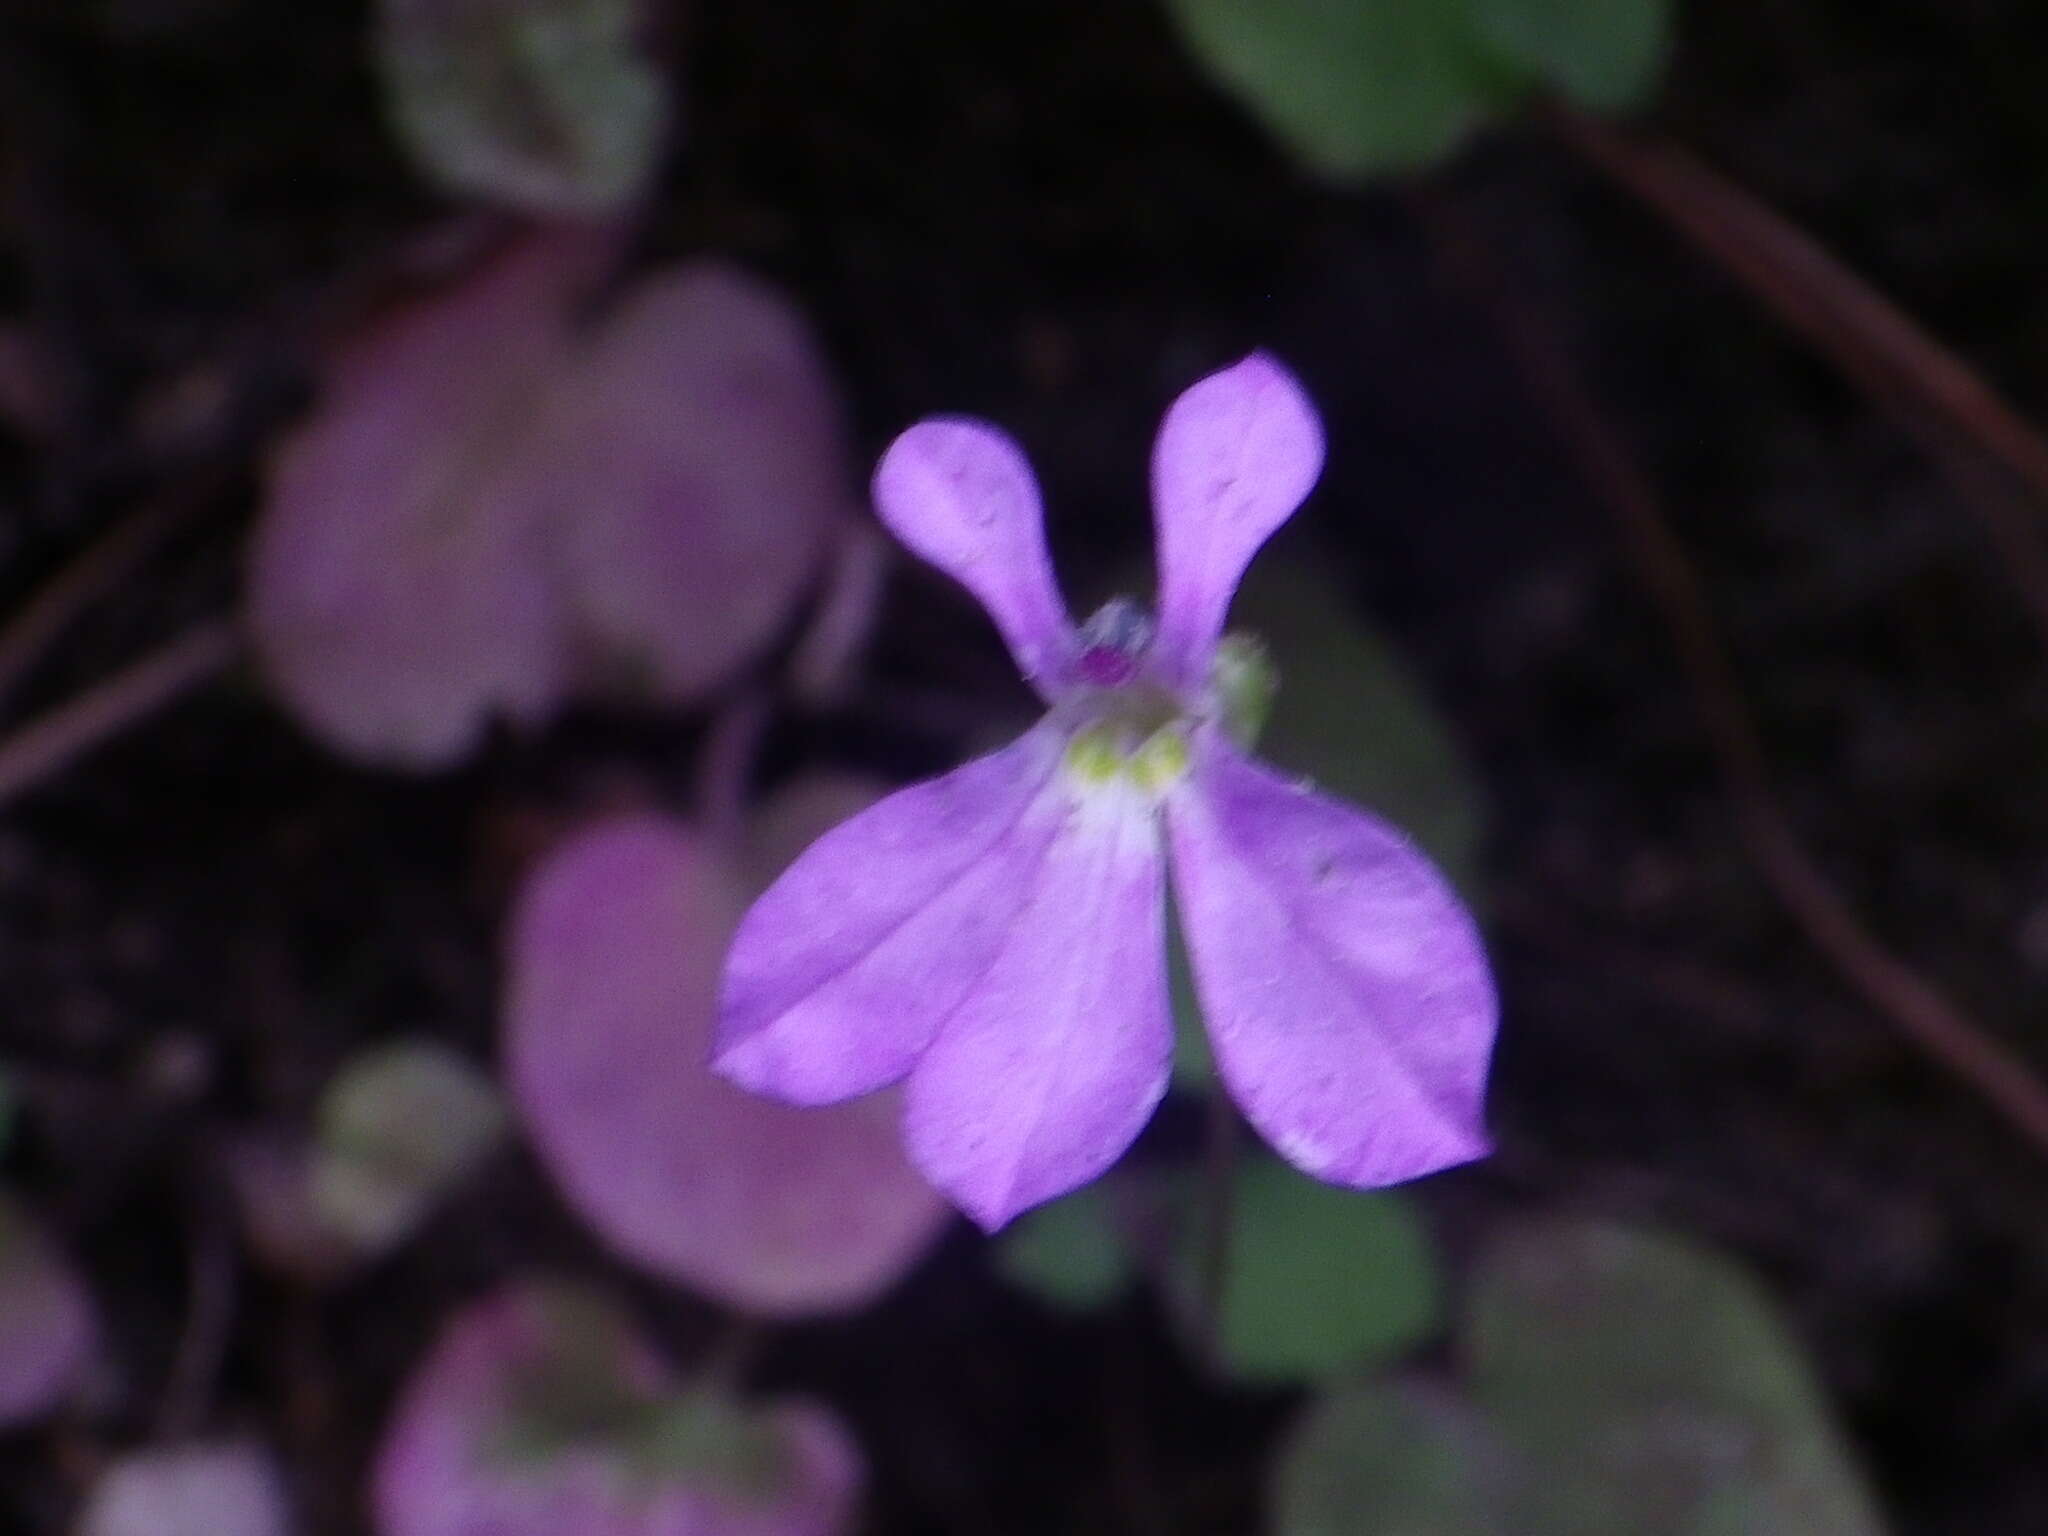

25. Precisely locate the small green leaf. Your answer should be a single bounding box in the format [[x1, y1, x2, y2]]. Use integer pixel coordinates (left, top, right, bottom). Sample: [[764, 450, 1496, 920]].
[[1159, 0, 1522, 180], [377, 0, 670, 215], [997, 1181, 1139, 1311], [1464, 0, 1672, 112], [313, 1039, 507, 1258], [1172, 1157, 1442, 1383], [1227, 558, 1487, 895], [1469, 1221, 1889, 1536], [1272, 1380, 1517, 1535]]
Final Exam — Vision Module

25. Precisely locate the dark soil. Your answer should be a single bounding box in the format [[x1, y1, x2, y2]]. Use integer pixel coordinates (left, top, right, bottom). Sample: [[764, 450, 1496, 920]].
[[3, 1, 2048, 1532]]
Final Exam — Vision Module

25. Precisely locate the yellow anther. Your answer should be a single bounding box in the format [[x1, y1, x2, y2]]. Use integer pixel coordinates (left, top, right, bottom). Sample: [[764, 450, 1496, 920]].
[[1130, 727, 1191, 793], [1063, 724, 1126, 785]]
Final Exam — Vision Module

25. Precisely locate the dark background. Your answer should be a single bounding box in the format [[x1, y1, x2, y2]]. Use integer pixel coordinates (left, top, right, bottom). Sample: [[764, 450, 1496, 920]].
[[2, 2, 2047, 1530]]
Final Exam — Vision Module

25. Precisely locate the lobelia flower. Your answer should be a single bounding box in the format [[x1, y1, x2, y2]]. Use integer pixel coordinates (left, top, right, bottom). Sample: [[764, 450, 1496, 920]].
[[715, 353, 1497, 1230]]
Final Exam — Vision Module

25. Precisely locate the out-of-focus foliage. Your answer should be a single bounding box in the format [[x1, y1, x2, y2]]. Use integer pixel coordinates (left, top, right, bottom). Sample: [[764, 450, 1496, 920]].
[[1469, 1221, 1889, 1535], [0, 1194, 94, 1429], [1168, 1158, 1441, 1383], [1268, 1220, 1889, 1535], [310, 1039, 508, 1258], [1225, 558, 1485, 892], [1274, 1382, 1516, 1536], [504, 794, 947, 1318], [376, 0, 670, 215], [373, 1280, 861, 1536], [249, 233, 847, 769], [77, 1442, 289, 1536], [1000, 1157, 1440, 1383], [1159, 0, 1671, 178], [996, 1176, 1139, 1311]]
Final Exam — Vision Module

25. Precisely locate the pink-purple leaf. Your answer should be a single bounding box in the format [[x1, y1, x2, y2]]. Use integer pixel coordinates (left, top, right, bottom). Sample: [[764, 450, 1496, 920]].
[[78, 1442, 289, 1536], [250, 236, 848, 769], [250, 233, 594, 768], [373, 1281, 861, 1536], [0, 1194, 94, 1428], [549, 265, 846, 704], [506, 812, 946, 1317]]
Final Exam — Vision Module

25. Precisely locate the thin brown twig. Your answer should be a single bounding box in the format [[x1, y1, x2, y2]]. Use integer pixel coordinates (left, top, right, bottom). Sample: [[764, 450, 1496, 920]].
[[0, 490, 199, 708], [1543, 98, 2048, 652], [1414, 190, 2048, 1157], [0, 618, 239, 811]]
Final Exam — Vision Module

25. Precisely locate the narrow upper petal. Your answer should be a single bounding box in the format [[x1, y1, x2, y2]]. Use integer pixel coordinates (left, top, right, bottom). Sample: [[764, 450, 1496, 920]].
[[904, 784, 1172, 1231], [1166, 739, 1495, 1188], [873, 419, 1075, 693], [716, 726, 1069, 1104], [1150, 353, 1325, 684]]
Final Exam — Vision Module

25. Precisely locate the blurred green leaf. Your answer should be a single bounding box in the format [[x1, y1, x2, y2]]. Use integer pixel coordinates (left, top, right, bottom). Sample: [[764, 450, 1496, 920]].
[[313, 1039, 507, 1259], [1272, 1380, 1517, 1535], [1160, 0, 1516, 179], [1466, 0, 1672, 112], [1226, 558, 1486, 895], [1468, 1220, 1888, 1536], [996, 1180, 1139, 1311], [377, 0, 669, 215], [1170, 1157, 1442, 1383]]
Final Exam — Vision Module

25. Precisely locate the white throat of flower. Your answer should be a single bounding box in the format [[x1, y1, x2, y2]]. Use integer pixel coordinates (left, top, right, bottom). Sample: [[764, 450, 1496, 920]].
[[1055, 599, 1276, 800]]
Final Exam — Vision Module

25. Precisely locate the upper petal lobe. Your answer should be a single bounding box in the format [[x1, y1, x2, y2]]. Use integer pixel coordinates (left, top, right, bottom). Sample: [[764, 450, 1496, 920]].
[[1150, 353, 1325, 684], [904, 784, 1172, 1231], [716, 726, 1068, 1103], [874, 419, 1075, 693], [1167, 739, 1495, 1188]]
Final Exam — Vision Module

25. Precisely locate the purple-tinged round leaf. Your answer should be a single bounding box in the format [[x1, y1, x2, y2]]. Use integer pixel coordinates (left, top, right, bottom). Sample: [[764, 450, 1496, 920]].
[[250, 239, 848, 769], [77, 1441, 289, 1536], [550, 265, 845, 705], [506, 816, 947, 1316], [249, 233, 599, 768], [0, 1193, 94, 1428], [373, 1281, 860, 1536]]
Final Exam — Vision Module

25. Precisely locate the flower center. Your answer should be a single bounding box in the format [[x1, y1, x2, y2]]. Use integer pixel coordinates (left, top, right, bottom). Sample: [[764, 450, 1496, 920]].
[[1059, 599, 1194, 795]]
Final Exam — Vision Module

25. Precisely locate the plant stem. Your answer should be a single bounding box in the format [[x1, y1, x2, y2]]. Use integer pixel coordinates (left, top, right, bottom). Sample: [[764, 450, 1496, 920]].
[[1415, 190, 2048, 1159], [0, 618, 239, 811], [1545, 99, 2048, 654]]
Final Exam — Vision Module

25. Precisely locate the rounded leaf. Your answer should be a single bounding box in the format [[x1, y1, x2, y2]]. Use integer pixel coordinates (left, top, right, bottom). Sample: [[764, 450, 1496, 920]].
[[1160, 0, 1520, 181], [550, 265, 844, 705], [311, 1039, 508, 1261], [1468, 1221, 1889, 1536], [377, 0, 670, 216], [1169, 1158, 1442, 1383], [506, 816, 947, 1316], [78, 1442, 289, 1536], [1272, 1381, 1517, 1536], [0, 1194, 94, 1428], [249, 233, 597, 768], [373, 1280, 861, 1536]]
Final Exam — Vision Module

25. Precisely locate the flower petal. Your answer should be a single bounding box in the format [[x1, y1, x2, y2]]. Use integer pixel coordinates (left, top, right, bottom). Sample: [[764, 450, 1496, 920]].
[[873, 420, 1074, 692], [1149, 353, 1325, 683], [904, 784, 1171, 1231], [716, 727, 1069, 1103], [1166, 740, 1494, 1187]]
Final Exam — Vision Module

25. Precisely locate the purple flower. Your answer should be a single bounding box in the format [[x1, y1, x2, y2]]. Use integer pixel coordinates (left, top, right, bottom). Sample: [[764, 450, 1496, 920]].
[[715, 354, 1496, 1231]]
